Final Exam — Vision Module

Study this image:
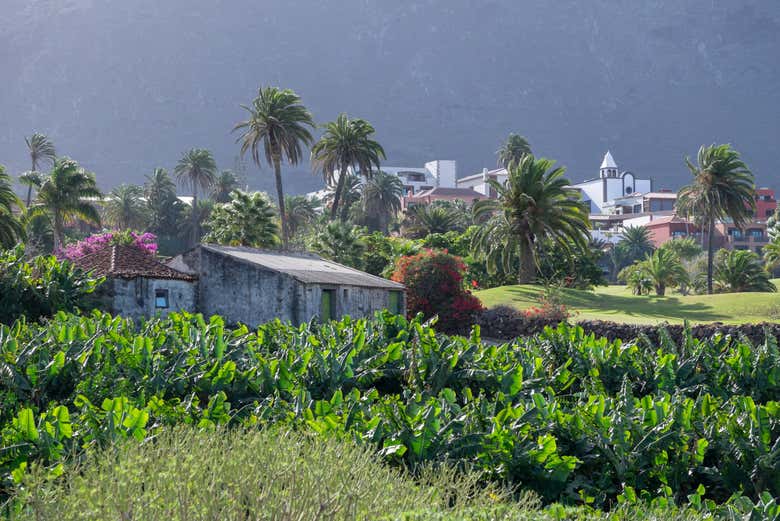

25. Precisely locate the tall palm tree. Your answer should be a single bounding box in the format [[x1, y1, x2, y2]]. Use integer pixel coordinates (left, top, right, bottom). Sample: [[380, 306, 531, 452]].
[[24, 133, 56, 207], [233, 86, 315, 248], [204, 190, 279, 248], [472, 154, 590, 283], [497, 133, 532, 168], [311, 114, 385, 220], [677, 144, 755, 294], [19, 171, 44, 208], [180, 200, 214, 246], [285, 195, 318, 238], [104, 184, 147, 230], [323, 172, 362, 221], [34, 158, 101, 250], [174, 149, 218, 245], [211, 170, 240, 203], [0, 165, 25, 247], [144, 168, 184, 235], [361, 170, 403, 233]]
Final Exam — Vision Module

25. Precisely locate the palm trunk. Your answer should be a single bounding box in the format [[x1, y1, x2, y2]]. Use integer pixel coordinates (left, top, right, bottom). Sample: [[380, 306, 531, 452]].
[[25, 185, 33, 208], [329, 164, 348, 221], [192, 187, 199, 247], [656, 283, 665, 297], [706, 215, 714, 294], [273, 157, 289, 249], [53, 214, 63, 252], [518, 236, 536, 284]]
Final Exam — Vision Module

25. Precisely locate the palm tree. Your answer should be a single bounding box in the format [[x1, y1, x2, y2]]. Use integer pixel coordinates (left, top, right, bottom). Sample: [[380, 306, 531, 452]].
[[233, 86, 315, 248], [640, 248, 689, 296], [104, 184, 147, 230], [311, 114, 385, 220], [204, 190, 279, 248], [677, 144, 755, 294], [323, 172, 362, 221], [23, 133, 56, 207], [310, 221, 365, 268], [285, 195, 318, 238], [19, 171, 44, 208], [211, 170, 240, 203], [497, 133, 532, 168], [763, 237, 780, 271], [0, 166, 25, 247], [402, 204, 463, 238], [361, 170, 403, 232], [713, 249, 775, 293], [34, 158, 101, 250], [180, 200, 214, 246], [617, 264, 653, 296], [174, 149, 218, 245], [618, 226, 655, 260], [472, 155, 590, 283], [144, 168, 184, 235]]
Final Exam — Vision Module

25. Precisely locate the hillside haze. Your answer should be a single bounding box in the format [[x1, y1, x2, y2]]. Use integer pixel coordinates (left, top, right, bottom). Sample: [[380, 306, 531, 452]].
[[2, 0, 779, 194]]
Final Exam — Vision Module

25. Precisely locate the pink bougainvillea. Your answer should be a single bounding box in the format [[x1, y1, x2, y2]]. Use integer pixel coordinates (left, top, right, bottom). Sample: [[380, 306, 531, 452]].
[[58, 231, 157, 260]]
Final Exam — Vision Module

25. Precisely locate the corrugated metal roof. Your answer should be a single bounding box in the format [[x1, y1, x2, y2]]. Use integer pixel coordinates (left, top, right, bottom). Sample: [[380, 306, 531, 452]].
[[200, 244, 404, 290]]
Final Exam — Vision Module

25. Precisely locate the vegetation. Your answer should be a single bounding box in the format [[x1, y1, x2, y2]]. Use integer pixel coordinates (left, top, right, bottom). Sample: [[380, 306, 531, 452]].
[[403, 203, 466, 238], [234, 86, 315, 248], [359, 169, 404, 232], [310, 221, 366, 268], [210, 169, 240, 203], [472, 155, 590, 283], [497, 133, 532, 168], [103, 184, 147, 230], [174, 148, 218, 245], [311, 113, 386, 220], [0, 246, 103, 324], [0, 166, 24, 248], [711, 249, 776, 293], [1, 311, 779, 514], [22, 134, 56, 208], [203, 189, 279, 248], [391, 249, 483, 332], [677, 144, 755, 294], [33, 158, 101, 250]]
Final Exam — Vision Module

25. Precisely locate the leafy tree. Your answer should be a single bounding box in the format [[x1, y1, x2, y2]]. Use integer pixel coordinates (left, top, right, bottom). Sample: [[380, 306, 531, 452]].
[[537, 238, 608, 289], [311, 114, 385, 221], [285, 195, 318, 238], [103, 184, 147, 230], [33, 158, 101, 250], [0, 165, 25, 247], [640, 248, 689, 296], [23, 133, 56, 207], [144, 168, 185, 234], [763, 237, 780, 272], [677, 144, 755, 294], [234, 86, 315, 248], [402, 204, 463, 239], [211, 170, 240, 203], [711, 249, 775, 293], [203, 190, 279, 248], [360, 170, 403, 233], [497, 133, 532, 168], [310, 221, 365, 269], [174, 149, 218, 245], [472, 155, 590, 283], [659, 237, 702, 261]]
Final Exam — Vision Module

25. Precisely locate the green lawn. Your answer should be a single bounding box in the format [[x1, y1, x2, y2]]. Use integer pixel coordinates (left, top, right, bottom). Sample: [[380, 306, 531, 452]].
[[475, 279, 780, 325]]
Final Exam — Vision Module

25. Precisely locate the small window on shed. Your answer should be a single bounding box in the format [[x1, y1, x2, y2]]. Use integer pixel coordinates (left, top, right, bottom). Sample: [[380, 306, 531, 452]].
[[155, 289, 170, 309], [388, 291, 402, 315], [320, 289, 336, 321]]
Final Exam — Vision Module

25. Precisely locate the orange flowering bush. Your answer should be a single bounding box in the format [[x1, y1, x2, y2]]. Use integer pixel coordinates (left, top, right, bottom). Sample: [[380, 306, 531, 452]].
[[391, 249, 483, 333]]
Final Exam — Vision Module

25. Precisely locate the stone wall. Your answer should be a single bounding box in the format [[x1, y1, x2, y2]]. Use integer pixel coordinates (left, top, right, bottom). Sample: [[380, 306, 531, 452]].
[[111, 278, 196, 320], [477, 306, 780, 345]]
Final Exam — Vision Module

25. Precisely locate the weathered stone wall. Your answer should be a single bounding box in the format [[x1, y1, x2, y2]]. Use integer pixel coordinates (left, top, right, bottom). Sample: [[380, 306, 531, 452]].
[[111, 278, 196, 320], [299, 285, 405, 323]]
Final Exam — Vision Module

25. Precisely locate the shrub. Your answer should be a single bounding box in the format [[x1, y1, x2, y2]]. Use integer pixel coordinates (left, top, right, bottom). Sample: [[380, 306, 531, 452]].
[[58, 230, 157, 260], [391, 249, 483, 333]]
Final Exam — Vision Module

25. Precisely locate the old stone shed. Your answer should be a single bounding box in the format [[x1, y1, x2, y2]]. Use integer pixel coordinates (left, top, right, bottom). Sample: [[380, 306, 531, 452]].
[[72, 244, 197, 320], [169, 244, 406, 326]]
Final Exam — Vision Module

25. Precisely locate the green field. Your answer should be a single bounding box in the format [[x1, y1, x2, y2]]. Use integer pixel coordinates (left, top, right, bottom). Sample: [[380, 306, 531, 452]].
[[476, 280, 780, 325]]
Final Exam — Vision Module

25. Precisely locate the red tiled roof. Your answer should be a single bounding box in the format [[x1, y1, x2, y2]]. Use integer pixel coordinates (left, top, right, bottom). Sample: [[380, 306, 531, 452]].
[[72, 245, 197, 281]]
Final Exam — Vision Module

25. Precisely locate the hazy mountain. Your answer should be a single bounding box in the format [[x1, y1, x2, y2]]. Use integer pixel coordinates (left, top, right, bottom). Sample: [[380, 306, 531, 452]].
[[1, 0, 779, 195]]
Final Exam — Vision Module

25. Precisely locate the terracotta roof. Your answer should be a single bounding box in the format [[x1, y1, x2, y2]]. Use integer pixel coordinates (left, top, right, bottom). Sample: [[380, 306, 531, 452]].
[[644, 215, 694, 227], [72, 245, 197, 281]]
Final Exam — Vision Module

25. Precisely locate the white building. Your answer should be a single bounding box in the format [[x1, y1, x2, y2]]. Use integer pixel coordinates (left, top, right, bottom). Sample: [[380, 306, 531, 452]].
[[381, 160, 457, 196], [456, 167, 508, 197], [572, 151, 652, 214]]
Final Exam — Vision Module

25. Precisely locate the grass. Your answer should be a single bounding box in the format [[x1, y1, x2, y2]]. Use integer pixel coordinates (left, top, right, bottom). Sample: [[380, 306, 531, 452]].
[[4, 428, 707, 521], [475, 279, 780, 325]]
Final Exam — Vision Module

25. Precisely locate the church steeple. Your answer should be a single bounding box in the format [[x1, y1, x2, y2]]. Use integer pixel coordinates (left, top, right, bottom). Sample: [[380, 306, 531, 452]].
[[600, 151, 618, 178]]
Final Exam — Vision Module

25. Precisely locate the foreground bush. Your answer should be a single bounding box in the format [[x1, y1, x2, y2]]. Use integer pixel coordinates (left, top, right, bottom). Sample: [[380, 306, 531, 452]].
[[1, 311, 779, 511]]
